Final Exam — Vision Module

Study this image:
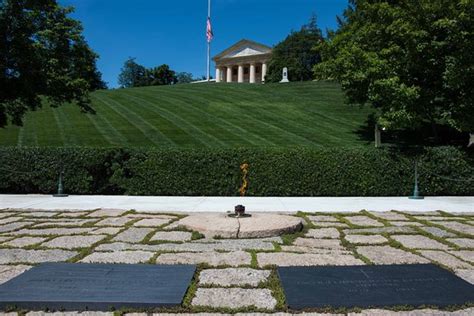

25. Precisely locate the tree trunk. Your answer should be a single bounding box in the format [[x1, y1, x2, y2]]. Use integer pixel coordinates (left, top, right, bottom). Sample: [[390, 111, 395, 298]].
[[430, 121, 439, 143], [469, 133, 474, 147]]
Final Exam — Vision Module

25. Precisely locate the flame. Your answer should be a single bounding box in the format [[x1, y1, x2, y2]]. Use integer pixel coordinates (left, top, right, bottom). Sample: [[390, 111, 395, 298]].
[[239, 163, 249, 197]]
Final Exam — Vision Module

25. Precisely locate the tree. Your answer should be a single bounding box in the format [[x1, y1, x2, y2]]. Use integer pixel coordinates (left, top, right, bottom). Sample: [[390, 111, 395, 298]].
[[176, 72, 194, 84], [71, 40, 107, 90], [149, 64, 176, 86], [0, 0, 104, 127], [266, 14, 323, 82], [314, 0, 474, 138], [118, 58, 147, 88]]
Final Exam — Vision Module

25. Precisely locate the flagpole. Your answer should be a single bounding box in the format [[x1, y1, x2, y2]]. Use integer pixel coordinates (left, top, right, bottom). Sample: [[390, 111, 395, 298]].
[[207, 0, 211, 82]]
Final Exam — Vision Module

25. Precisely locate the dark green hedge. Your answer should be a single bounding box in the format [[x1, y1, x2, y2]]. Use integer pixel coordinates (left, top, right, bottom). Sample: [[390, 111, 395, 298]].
[[0, 146, 472, 196]]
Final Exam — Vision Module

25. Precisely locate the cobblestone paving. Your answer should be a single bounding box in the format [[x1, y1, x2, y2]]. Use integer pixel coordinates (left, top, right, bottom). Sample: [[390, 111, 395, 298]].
[[0, 208, 472, 315]]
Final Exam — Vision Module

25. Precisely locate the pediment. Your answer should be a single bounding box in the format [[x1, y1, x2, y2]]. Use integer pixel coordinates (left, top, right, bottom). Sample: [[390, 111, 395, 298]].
[[214, 39, 272, 61], [225, 46, 270, 58]]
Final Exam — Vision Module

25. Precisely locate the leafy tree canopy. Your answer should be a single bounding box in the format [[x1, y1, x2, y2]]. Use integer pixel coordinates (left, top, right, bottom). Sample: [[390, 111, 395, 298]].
[[118, 59, 177, 88], [118, 58, 147, 88], [315, 0, 474, 135], [266, 14, 323, 82], [148, 64, 176, 86], [0, 0, 105, 127], [176, 72, 194, 84]]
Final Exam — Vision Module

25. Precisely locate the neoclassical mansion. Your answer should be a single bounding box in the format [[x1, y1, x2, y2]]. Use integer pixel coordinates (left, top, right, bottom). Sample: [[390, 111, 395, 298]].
[[213, 39, 272, 84]]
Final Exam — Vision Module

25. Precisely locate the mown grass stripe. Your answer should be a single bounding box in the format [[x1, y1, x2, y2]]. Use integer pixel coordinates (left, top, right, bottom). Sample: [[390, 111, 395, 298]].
[[86, 96, 129, 146], [96, 94, 175, 146], [0, 82, 374, 148], [121, 92, 227, 147], [145, 89, 277, 147], [52, 107, 78, 146], [135, 90, 264, 147]]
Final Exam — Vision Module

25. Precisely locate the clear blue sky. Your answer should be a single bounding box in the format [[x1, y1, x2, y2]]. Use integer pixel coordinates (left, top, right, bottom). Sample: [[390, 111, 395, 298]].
[[60, 0, 348, 88]]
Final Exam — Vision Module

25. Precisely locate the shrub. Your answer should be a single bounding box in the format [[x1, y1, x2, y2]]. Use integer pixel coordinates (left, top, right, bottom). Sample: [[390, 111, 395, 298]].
[[0, 146, 471, 196]]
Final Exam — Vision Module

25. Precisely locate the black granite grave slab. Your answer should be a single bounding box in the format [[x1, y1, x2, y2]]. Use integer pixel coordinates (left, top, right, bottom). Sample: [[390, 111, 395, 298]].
[[278, 264, 474, 309], [0, 263, 196, 311]]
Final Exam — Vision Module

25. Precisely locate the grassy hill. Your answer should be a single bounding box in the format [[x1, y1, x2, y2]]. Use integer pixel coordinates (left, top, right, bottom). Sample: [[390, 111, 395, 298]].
[[0, 81, 374, 148]]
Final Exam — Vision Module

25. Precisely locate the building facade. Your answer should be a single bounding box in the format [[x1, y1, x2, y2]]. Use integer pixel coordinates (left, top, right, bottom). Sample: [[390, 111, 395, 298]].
[[213, 39, 272, 84]]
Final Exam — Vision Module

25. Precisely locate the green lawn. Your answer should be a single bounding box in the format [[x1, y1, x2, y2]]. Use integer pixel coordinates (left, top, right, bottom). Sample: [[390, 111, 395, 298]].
[[0, 81, 374, 148]]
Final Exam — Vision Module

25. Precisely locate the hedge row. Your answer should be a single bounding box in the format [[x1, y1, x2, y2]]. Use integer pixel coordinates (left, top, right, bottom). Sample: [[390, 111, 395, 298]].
[[0, 146, 472, 196]]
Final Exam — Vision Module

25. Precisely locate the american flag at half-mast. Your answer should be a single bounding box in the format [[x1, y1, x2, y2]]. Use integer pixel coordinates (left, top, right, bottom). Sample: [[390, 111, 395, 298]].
[[206, 17, 214, 43]]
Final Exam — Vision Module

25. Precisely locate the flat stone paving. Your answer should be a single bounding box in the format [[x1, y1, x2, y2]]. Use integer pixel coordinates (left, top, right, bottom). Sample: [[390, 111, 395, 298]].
[[0, 208, 473, 314]]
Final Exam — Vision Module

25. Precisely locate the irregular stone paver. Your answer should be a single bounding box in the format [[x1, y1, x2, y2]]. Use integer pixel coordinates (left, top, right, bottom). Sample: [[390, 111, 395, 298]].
[[57, 211, 90, 217], [436, 222, 474, 235], [32, 220, 96, 228], [402, 211, 441, 216], [357, 246, 429, 264], [95, 242, 162, 252], [150, 231, 192, 242], [307, 215, 339, 222], [0, 217, 23, 225], [414, 216, 466, 221], [345, 235, 388, 245], [0, 222, 34, 233], [419, 226, 457, 238], [90, 227, 122, 235], [344, 226, 416, 235], [3, 236, 47, 247], [257, 252, 364, 267], [391, 235, 449, 250], [152, 239, 276, 252], [87, 209, 128, 217], [96, 217, 134, 226], [313, 222, 349, 228], [388, 221, 423, 227], [112, 227, 153, 243], [349, 309, 474, 315], [369, 212, 409, 221], [199, 268, 270, 287], [126, 213, 177, 219], [0, 236, 12, 243], [293, 238, 342, 249], [80, 250, 153, 264], [419, 250, 472, 269], [449, 250, 474, 264], [8, 227, 95, 236], [454, 269, 474, 284], [42, 235, 107, 249], [156, 251, 251, 267], [20, 211, 58, 218], [0, 212, 16, 219], [0, 249, 77, 264], [280, 245, 352, 255], [446, 238, 474, 248], [344, 216, 384, 227], [0, 264, 32, 284], [26, 312, 113, 316], [133, 218, 172, 227], [192, 288, 276, 310], [305, 228, 340, 239]]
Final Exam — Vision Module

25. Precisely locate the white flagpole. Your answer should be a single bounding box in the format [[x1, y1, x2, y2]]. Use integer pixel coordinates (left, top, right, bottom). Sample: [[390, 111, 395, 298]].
[[207, 0, 211, 82]]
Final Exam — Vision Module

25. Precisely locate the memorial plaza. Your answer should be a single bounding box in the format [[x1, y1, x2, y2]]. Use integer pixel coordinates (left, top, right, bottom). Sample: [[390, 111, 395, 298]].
[[0, 203, 473, 315]]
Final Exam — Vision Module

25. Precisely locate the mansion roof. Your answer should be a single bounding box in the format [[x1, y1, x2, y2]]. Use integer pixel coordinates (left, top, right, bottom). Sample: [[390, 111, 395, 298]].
[[213, 39, 272, 64]]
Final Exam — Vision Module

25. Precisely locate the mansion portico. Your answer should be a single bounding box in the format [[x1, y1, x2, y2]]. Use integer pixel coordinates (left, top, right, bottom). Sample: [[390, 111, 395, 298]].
[[213, 39, 272, 84]]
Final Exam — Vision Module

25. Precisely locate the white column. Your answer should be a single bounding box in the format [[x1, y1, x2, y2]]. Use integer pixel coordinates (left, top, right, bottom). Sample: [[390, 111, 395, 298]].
[[238, 65, 244, 83], [261, 63, 267, 83], [226, 66, 233, 83], [249, 64, 256, 84], [215, 68, 221, 83]]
